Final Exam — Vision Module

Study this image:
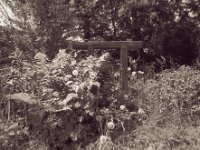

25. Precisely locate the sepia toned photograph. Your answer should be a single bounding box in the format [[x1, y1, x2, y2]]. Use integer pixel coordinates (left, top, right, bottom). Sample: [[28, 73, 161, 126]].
[[0, 0, 200, 149]]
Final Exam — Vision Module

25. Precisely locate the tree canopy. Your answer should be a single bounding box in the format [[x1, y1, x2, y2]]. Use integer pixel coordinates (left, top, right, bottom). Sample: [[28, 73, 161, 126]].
[[0, 0, 200, 63]]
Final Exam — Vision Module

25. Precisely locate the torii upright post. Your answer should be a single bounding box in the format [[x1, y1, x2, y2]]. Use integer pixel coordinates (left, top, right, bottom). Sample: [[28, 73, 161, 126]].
[[120, 45, 128, 92]]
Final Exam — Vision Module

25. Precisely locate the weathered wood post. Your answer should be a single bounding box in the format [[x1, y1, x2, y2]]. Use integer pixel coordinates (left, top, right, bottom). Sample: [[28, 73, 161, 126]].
[[120, 45, 128, 92]]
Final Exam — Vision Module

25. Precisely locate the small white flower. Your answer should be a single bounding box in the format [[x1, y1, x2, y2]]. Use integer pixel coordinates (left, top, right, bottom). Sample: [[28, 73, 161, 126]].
[[79, 116, 84, 122], [143, 48, 149, 53], [65, 81, 73, 86], [85, 109, 89, 114], [88, 111, 94, 116], [89, 72, 96, 79], [127, 67, 131, 71], [138, 71, 144, 74], [74, 102, 81, 108], [138, 108, 145, 114], [85, 109, 94, 116], [107, 121, 115, 129], [59, 77, 64, 80], [72, 70, 78, 76], [88, 63, 94, 69], [96, 115, 103, 122], [99, 135, 111, 143], [7, 80, 14, 85], [43, 88, 53, 93], [132, 71, 137, 76], [58, 49, 66, 54], [71, 60, 76, 66], [52, 91, 59, 97], [64, 75, 72, 81], [34, 52, 48, 64], [114, 72, 120, 78], [120, 105, 126, 111], [99, 52, 110, 61], [52, 69, 58, 74], [84, 103, 90, 109]]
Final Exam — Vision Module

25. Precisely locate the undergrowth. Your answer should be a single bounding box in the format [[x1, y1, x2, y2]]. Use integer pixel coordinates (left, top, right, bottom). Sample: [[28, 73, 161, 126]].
[[114, 65, 200, 150], [0, 48, 200, 150], [0, 49, 139, 150]]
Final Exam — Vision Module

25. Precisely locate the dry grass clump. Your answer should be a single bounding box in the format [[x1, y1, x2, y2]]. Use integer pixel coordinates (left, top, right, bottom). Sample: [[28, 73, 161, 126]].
[[84, 135, 136, 150], [116, 125, 200, 150], [84, 66, 200, 150], [84, 135, 118, 150], [134, 66, 200, 127], [114, 65, 200, 150]]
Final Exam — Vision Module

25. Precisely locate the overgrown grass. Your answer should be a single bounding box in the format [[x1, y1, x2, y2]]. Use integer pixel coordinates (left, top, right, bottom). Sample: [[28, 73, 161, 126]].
[[85, 65, 200, 150], [114, 65, 200, 150], [116, 125, 200, 150], [1, 52, 200, 150]]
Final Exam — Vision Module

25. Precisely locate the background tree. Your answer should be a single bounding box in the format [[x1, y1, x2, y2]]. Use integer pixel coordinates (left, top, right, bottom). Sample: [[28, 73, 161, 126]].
[[0, 0, 199, 64]]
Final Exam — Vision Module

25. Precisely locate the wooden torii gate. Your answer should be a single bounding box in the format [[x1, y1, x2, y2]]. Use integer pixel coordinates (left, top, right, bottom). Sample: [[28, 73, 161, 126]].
[[71, 41, 143, 93]]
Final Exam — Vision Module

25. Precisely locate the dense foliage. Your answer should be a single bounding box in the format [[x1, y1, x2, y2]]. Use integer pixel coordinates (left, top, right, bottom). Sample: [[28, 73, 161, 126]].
[[0, 0, 200, 150], [1, 0, 200, 63], [0, 49, 141, 149]]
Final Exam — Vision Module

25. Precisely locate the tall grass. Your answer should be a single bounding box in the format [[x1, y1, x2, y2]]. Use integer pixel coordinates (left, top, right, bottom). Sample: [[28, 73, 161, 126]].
[[115, 65, 200, 150]]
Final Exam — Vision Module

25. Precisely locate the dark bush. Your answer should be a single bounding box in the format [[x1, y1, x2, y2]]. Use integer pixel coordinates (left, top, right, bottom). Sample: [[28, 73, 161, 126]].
[[162, 22, 199, 65]]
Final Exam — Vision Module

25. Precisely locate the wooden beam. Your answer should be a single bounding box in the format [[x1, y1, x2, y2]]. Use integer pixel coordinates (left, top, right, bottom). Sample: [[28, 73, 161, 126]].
[[120, 46, 128, 92], [71, 41, 143, 50]]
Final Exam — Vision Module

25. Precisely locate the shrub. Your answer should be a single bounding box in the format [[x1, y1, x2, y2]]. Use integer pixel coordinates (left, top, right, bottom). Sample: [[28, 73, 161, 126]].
[[1, 49, 140, 149], [162, 23, 199, 65]]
